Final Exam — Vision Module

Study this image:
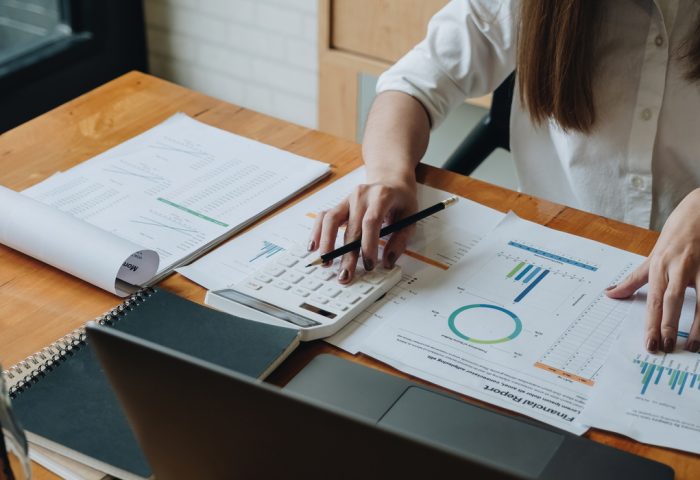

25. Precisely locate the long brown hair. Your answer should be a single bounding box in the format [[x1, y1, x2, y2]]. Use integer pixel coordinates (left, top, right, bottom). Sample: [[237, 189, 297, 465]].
[[517, 1, 700, 133]]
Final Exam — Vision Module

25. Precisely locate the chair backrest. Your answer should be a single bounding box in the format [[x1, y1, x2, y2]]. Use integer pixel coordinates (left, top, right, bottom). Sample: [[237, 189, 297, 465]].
[[489, 71, 516, 151], [442, 72, 516, 176]]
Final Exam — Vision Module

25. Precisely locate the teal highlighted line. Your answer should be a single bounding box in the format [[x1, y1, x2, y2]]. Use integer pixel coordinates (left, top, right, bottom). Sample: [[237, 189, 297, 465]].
[[448, 304, 522, 345], [157, 198, 229, 227]]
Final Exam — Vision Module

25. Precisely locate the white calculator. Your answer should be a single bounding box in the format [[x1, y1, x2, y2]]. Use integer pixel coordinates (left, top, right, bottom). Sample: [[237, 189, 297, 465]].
[[205, 247, 401, 341]]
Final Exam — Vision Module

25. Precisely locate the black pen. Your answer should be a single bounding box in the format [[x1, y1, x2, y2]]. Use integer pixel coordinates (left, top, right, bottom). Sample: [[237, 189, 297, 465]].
[[306, 196, 459, 267]]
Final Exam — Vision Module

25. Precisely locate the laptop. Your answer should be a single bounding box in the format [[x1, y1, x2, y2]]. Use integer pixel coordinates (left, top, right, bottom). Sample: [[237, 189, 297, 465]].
[[86, 323, 674, 480]]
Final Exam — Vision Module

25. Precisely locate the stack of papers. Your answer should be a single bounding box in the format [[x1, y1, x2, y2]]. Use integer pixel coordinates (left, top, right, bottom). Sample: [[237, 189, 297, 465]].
[[182, 167, 699, 455], [0, 114, 329, 295]]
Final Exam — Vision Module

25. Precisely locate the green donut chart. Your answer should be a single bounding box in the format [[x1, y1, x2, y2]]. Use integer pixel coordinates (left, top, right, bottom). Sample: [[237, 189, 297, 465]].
[[448, 304, 522, 344]]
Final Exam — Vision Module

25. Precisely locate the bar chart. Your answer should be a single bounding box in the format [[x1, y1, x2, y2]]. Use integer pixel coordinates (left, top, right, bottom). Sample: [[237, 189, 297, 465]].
[[463, 244, 590, 314], [249, 240, 284, 262], [635, 355, 700, 396], [507, 261, 550, 303], [503, 240, 599, 304]]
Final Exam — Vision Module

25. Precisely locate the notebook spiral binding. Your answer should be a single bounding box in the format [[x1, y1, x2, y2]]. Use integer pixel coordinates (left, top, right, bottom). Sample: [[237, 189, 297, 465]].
[[2, 287, 156, 399]]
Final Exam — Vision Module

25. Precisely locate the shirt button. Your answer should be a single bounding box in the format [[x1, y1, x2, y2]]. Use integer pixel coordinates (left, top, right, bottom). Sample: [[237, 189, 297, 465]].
[[641, 108, 652, 121], [655, 35, 664, 47], [631, 175, 645, 189]]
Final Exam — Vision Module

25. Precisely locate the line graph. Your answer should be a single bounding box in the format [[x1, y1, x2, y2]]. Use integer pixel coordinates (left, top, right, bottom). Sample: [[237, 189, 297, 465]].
[[131, 216, 200, 235], [102, 165, 166, 183]]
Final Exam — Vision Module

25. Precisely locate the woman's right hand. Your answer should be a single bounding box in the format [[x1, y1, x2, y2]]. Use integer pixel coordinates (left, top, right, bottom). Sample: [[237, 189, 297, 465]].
[[308, 177, 418, 284]]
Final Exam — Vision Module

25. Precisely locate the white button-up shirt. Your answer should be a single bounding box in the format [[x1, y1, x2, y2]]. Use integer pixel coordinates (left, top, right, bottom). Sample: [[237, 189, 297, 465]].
[[377, 0, 699, 230]]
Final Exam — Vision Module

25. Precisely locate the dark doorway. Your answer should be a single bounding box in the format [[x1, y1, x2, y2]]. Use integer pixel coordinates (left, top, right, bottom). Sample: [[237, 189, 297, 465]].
[[0, 0, 148, 132]]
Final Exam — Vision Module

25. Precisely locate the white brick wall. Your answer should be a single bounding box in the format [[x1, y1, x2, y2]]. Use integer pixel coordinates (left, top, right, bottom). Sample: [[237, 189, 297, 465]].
[[144, 0, 318, 128]]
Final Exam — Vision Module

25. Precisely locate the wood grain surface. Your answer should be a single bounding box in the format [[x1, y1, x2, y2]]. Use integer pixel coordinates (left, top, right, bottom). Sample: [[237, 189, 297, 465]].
[[0, 72, 694, 479]]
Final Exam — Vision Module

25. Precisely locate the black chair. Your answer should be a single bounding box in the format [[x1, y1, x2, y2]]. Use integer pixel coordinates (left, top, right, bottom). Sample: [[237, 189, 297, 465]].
[[442, 72, 516, 176]]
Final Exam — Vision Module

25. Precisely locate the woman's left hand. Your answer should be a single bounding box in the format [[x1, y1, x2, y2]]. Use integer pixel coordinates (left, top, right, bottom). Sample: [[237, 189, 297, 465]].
[[606, 188, 700, 354]]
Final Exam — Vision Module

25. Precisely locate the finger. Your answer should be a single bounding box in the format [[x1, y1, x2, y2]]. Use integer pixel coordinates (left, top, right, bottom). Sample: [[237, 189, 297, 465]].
[[606, 259, 649, 299], [660, 279, 686, 353], [338, 190, 368, 283], [360, 191, 394, 271], [382, 224, 415, 269], [308, 210, 326, 252], [319, 202, 349, 266], [644, 262, 666, 353], [338, 224, 361, 284], [686, 281, 700, 352]]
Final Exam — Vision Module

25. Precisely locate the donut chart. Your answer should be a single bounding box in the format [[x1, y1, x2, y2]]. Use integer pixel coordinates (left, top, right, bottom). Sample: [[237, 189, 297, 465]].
[[448, 304, 522, 344]]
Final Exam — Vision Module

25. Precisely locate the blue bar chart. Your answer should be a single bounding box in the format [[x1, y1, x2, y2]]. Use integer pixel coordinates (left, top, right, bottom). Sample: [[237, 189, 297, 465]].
[[635, 355, 700, 396], [250, 240, 284, 262], [506, 261, 550, 303]]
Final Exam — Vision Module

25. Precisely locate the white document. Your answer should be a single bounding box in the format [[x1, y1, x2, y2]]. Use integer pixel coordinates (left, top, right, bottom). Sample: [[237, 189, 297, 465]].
[[579, 287, 700, 454], [0, 186, 158, 296], [30, 444, 108, 480], [363, 213, 645, 434], [6, 113, 329, 294], [177, 167, 505, 353]]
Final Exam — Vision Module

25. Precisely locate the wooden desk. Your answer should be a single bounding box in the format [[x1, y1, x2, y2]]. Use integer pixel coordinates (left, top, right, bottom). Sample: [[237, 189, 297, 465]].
[[0, 72, 696, 478]]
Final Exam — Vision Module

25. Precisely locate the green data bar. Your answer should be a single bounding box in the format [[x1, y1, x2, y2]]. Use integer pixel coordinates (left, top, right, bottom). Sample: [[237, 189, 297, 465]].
[[507, 262, 526, 278]]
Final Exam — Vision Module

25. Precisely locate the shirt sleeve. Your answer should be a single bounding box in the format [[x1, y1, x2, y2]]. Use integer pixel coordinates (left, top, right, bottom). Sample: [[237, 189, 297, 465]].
[[376, 0, 519, 128]]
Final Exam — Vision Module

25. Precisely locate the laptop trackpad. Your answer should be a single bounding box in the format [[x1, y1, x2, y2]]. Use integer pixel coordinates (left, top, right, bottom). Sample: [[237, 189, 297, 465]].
[[379, 387, 564, 479]]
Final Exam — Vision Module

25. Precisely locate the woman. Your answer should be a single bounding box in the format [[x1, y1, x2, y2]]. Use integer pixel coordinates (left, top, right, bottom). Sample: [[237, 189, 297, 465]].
[[308, 0, 700, 354]]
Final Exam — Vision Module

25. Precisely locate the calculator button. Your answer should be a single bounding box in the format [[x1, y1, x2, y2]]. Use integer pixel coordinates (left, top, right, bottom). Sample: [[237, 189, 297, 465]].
[[311, 294, 329, 304], [301, 278, 323, 291], [320, 285, 341, 298], [352, 282, 373, 295], [289, 247, 311, 258], [362, 271, 386, 284], [294, 264, 317, 275], [244, 281, 263, 291], [292, 287, 310, 298], [264, 265, 286, 277], [338, 292, 361, 304], [277, 256, 298, 268], [273, 280, 291, 290], [314, 269, 336, 281], [282, 272, 304, 284], [255, 273, 273, 284], [331, 301, 349, 312]]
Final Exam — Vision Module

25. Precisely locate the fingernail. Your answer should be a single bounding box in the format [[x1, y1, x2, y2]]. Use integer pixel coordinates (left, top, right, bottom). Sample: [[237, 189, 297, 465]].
[[686, 340, 700, 353], [387, 252, 397, 268], [322, 260, 332, 268], [307, 240, 316, 251], [663, 337, 675, 353], [338, 269, 350, 283], [363, 258, 374, 271], [605, 284, 616, 291], [647, 338, 658, 353]]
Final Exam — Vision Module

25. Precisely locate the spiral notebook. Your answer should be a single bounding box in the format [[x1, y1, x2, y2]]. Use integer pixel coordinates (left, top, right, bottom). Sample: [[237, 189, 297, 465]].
[[2, 288, 300, 480]]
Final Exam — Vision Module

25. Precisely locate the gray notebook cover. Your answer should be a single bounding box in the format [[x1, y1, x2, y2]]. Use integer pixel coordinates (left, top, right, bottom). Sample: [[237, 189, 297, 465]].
[[10, 288, 300, 479]]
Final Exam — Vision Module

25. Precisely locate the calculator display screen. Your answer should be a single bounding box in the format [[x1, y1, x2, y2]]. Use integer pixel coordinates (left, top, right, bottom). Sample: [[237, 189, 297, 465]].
[[300, 303, 337, 319]]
